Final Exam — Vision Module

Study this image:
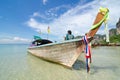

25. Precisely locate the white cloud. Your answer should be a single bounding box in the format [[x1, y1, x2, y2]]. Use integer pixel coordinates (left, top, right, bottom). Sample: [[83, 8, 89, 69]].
[[33, 12, 47, 19], [32, 5, 71, 21], [33, 12, 40, 17], [43, 0, 47, 5], [27, 18, 48, 32], [27, 0, 120, 41], [0, 37, 31, 44], [13, 37, 30, 42], [47, 5, 71, 13]]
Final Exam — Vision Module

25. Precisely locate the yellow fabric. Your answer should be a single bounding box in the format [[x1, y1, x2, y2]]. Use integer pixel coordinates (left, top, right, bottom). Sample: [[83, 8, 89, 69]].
[[91, 7, 109, 30], [100, 7, 109, 42], [99, 7, 109, 23], [47, 26, 50, 33], [99, 7, 108, 14]]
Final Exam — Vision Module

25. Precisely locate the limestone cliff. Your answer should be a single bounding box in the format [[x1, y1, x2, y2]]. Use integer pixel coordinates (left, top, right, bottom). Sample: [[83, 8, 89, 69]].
[[116, 18, 120, 34]]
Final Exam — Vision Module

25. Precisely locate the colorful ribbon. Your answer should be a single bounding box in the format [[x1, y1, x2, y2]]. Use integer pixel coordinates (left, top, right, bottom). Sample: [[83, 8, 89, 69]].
[[90, 7, 109, 30], [83, 35, 92, 73]]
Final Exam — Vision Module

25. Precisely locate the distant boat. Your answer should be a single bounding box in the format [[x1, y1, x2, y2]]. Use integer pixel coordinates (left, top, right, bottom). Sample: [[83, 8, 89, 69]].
[[28, 8, 109, 68]]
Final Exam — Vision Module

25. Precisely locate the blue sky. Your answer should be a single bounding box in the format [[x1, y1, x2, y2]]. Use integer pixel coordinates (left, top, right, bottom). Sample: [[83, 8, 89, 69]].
[[0, 0, 120, 44]]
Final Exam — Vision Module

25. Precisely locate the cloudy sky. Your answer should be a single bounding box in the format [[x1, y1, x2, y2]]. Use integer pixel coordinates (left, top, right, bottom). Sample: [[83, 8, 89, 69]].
[[0, 0, 120, 44]]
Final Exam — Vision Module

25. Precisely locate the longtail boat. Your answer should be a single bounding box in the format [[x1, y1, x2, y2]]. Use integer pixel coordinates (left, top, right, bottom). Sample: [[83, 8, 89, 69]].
[[28, 7, 109, 68]]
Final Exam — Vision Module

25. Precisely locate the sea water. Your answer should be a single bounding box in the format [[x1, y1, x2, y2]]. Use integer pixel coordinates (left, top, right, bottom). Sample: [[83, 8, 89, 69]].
[[0, 44, 120, 80]]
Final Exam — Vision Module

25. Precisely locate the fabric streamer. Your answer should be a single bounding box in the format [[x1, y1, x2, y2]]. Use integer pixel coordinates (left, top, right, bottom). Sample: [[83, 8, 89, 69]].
[[83, 35, 92, 73], [47, 26, 50, 33], [90, 7, 109, 30], [100, 7, 109, 42], [104, 22, 109, 42]]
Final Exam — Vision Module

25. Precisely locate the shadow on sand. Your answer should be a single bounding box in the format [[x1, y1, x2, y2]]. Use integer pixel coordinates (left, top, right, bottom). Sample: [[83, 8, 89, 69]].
[[72, 59, 118, 75], [90, 65, 118, 75], [72, 59, 86, 70]]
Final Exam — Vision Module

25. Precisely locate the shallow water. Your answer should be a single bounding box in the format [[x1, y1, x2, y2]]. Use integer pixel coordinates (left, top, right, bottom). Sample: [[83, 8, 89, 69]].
[[0, 44, 120, 80]]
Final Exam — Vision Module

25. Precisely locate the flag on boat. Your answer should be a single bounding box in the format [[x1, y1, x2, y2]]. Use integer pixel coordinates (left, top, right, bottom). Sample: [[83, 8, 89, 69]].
[[34, 35, 42, 40], [47, 26, 50, 33]]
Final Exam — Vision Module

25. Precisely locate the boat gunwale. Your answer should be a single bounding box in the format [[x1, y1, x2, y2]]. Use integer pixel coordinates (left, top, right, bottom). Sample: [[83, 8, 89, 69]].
[[28, 38, 83, 49]]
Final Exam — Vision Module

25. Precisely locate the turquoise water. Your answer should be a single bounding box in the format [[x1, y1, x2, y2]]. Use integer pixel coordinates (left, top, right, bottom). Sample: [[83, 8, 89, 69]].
[[0, 44, 120, 80]]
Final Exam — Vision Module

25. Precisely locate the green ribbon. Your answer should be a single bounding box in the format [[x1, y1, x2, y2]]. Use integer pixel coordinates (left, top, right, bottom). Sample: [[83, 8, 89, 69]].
[[90, 12, 109, 30]]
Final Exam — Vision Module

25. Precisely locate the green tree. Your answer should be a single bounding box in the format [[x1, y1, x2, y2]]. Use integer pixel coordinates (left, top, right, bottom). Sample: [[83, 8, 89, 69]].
[[110, 34, 120, 43]]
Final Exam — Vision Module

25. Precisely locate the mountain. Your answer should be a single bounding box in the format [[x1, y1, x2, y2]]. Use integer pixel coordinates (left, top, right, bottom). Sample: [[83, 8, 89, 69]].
[[116, 18, 120, 34]]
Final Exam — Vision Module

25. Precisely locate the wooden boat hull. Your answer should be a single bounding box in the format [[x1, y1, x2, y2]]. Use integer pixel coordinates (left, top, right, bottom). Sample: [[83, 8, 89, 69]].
[[28, 39, 86, 67]]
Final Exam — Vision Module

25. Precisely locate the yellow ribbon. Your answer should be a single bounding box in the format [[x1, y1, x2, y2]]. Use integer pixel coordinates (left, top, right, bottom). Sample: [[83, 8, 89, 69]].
[[100, 7, 109, 42], [99, 7, 109, 23], [90, 7, 109, 30]]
